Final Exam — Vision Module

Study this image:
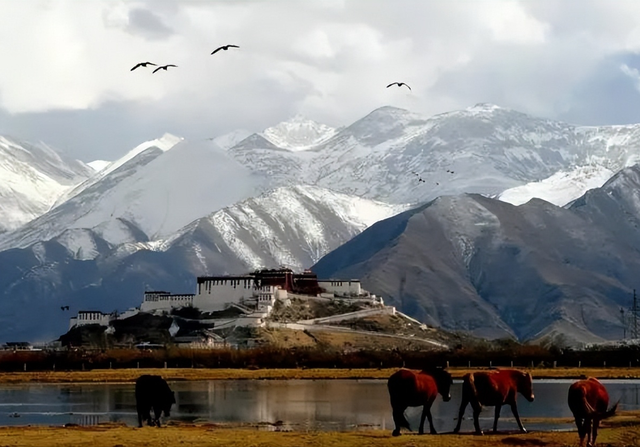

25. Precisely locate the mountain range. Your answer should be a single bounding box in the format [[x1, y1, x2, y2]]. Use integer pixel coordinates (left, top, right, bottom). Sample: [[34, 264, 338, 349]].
[[2, 103, 640, 343]]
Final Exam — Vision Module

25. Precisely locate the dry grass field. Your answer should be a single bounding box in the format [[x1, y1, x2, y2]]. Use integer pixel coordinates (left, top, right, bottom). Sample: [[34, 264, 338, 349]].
[[0, 420, 638, 447]]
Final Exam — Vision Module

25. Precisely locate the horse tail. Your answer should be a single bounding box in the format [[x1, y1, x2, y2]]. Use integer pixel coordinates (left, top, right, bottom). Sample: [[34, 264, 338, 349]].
[[601, 401, 618, 420], [575, 388, 617, 419], [580, 389, 598, 416]]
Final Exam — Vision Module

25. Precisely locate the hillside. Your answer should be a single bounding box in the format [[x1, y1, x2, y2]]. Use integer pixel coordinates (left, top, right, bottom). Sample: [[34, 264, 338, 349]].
[[312, 165, 640, 345], [59, 294, 469, 352]]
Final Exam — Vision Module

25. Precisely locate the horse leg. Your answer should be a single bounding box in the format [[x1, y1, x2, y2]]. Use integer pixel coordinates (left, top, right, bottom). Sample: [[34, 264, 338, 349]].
[[492, 404, 502, 433], [584, 418, 592, 447], [419, 402, 437, 435], [510, 402, 527, 433], [575, 417, 586, 447], [391, 404, 409, 437], [139, 404, 152, 427], [591, 418, 600, 447], [472, 401, 483, 435], [453, 398, 468, 433], [153, 406, 163, 427]]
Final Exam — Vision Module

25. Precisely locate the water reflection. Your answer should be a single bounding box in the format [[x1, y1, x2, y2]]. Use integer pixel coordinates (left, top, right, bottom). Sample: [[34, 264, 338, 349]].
[[0, 379, 636, 432]]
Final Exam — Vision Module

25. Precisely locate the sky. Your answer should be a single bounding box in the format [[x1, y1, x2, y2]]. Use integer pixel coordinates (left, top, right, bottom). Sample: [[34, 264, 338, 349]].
[[2, 0, 640, 162]]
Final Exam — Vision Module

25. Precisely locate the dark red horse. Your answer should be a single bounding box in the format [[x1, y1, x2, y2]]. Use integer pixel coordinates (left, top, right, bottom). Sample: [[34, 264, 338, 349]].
[[453, 369, 534, 435], [568, 377, 617, 447], [387, 367, 452, 436]]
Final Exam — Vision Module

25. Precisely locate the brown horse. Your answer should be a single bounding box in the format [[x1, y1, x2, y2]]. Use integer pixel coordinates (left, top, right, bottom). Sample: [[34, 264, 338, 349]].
[[387, 367, 452, 436], [568, 377, 617, 447], [453, 369, 534, 435]]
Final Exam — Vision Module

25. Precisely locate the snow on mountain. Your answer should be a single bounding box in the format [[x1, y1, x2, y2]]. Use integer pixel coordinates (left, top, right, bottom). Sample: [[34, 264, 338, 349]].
[[261, 115, 337, 151], [202, 185, 408, 269], [87, 160, 111, 172], [213, 129, 252, 150], [0, 137, 265, 251], [135, 184, 411, 274], [498, 164, 615, 207], [54, 228, 109, 261], [8, 103, 640, 258], [229, 104, 640, 209], [0, 135, 94, 233], [101, 133, 183, 177], [54, 133, 183, 208]]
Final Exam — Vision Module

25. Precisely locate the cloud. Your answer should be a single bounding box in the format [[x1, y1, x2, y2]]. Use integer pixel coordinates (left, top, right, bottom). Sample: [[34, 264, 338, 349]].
[[126, 8, 175, 40], [2, 0, 640, 161]]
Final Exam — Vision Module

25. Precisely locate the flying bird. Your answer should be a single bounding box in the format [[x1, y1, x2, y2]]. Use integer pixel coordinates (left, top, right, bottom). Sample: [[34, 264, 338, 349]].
[[152, 64, 178, 73], [211, 44, 240, 55], [387, 82, 411, 91], [130, 62, 157, 71]]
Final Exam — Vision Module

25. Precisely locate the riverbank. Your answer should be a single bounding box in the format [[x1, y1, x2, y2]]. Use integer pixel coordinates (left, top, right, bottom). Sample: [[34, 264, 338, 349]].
[[1, 366, 640, 383], [0, 419, 638, 447]]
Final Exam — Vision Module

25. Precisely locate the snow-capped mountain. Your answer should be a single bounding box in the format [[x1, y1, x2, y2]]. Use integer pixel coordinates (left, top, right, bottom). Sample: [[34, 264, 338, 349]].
[[160, 185, 409, 272], [261, 115, 337, 151], [0, 185, 406, 341], [229, 104, 640, 207], [0, 136, 265, 251], [0, 135, 94, 233]]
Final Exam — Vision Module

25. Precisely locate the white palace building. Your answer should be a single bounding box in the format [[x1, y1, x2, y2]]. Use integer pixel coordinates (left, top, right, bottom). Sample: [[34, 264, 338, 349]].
[[69, 269, 376, 331]]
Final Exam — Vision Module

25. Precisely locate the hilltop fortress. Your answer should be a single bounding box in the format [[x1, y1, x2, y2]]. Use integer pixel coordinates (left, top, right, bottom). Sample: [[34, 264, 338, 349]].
[[69, 268, 382, 331]]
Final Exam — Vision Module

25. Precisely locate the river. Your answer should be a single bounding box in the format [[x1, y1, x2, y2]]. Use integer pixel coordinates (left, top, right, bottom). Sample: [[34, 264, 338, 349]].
[[0, 379, 637, 432]]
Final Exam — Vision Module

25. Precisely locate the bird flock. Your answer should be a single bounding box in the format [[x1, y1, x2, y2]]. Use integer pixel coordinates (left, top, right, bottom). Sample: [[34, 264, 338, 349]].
[[130, 44, 240, 73], [130, 44, 453, 186]]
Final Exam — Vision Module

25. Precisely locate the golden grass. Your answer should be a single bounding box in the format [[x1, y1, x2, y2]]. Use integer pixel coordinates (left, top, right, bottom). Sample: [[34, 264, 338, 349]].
[[0, 422, 637, 447], [1, 366, 640, 384]]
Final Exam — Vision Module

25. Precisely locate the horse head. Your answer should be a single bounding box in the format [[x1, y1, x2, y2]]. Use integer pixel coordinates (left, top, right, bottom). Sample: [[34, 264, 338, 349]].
[[517, 371, 535, 402]]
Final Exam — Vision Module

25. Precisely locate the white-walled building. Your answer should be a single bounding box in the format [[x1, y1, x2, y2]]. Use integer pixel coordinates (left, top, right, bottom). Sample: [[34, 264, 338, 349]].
[[69, 311, 113, 330], [194, 276, 256, 312], [68, 269, 374, 332], [140, 291, 195, 312], [318, 279, 362, 297]]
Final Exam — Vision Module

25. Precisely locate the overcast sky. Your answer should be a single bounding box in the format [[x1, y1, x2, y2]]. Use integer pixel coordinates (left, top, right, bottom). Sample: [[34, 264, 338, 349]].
[[2, 0, 640, 162]]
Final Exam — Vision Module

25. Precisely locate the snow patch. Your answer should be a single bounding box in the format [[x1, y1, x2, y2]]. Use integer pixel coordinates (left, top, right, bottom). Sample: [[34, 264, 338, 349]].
[[87, 160, 111, 172], [262, 115, 337, 151], [55, 229, 100, 260], [498, 164, 615, 207]]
